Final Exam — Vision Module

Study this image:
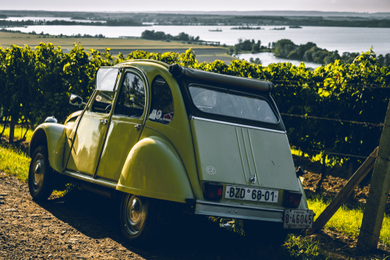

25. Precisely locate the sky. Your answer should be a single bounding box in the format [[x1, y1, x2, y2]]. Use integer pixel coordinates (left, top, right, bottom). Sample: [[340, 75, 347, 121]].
[[1, 0, 390, 13]]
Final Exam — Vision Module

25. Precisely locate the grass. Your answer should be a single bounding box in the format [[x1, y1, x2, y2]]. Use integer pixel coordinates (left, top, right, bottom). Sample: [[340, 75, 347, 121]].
[[308, 195, 390, 247], [0, 31, 234, 63], [0, 126, 69, 196], [0, 31, 221, 49], [0, 145, 30, 182], [1, 125, 34, 142]]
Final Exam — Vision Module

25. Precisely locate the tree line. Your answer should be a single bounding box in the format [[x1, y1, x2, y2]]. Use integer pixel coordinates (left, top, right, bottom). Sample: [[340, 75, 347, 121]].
[[227, 39, 268, 55], [0, 18, 144, 27], [1, 43, 389, 173], [141, 30, 200, 42], [273, 39, 390, 66], [230, 38, 390, 66], [1, 28, 106, 39]]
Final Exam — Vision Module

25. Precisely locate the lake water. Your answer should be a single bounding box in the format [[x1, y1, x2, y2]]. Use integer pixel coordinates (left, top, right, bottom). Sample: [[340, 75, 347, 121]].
[[3, 17, 390, 66], [236, 52, 321, 68]]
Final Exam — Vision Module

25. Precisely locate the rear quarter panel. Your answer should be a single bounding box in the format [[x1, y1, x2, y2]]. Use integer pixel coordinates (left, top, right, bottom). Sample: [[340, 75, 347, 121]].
[[116, 135, 194, 202]]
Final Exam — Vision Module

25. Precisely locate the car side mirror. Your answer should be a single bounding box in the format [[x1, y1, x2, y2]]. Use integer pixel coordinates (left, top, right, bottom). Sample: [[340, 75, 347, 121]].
[[69, 94, 86, 106]]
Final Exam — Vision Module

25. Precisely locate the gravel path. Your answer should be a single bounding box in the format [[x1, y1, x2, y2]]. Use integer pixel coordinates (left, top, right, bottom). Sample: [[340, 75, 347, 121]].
[[2, 169, 390, 260], [0, 171, 146, 259], [0, 171, 275, 260]]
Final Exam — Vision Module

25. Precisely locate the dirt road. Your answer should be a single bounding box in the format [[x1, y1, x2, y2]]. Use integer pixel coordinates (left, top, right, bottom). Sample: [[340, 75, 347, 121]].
[[2, 169, 390, 259], [0, 171, 285, 260], [1, 171, 144, 259]]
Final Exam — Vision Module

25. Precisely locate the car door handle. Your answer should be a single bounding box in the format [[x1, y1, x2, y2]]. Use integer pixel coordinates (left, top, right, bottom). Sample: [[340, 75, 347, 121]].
[[101, 119, 108, 125], [135, 124, 141, 130]]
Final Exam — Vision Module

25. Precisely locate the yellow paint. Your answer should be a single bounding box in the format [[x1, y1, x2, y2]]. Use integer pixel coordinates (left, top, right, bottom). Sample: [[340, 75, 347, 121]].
[[117, 136, 194, 202]]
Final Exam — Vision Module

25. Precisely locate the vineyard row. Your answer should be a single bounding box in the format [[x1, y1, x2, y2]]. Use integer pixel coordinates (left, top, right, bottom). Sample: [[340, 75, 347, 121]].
[[1, 43, 390, 167]]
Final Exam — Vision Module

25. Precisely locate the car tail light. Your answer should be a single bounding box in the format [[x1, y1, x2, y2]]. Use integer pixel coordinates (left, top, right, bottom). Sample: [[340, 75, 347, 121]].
[[283, 190, 302, 208], [203, 182, 223, 201]]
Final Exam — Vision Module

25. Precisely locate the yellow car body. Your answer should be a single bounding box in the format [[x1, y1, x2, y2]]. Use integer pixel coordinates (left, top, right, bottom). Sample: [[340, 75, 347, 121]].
[[28, 59, 313, 243]]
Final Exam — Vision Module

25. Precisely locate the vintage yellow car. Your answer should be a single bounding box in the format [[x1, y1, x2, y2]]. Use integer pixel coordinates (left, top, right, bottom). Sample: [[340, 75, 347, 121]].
[[28, 59, 313, 243]]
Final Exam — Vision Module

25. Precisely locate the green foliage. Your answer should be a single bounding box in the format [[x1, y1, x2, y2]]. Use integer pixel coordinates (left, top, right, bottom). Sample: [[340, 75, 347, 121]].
[[0, 18, 142, 27], [33, 43, 68, 125], [228, 38, 267, 55], [308, 195, 390, 247], [0, 43, 113, 129], [274, 38, 390, 67], [105, 18, 143, 26], [272, 39, 390, 66], [141, 30, 200, 42], [0, 43, 389, 166], [274, 39, 340, 65], [284, 235, 327, 260], [2, 45, 36, 127], [1, 125, 34, 142], [249, 57, 261, 65]]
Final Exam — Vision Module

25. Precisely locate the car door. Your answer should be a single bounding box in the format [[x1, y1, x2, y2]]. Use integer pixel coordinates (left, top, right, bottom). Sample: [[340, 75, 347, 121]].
[[65, 67, 120, 176], [95, 70, 147, 182]]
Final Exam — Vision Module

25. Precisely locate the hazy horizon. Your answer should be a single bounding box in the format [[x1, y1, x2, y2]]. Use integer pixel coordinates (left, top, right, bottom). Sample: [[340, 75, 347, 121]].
[[1, 0, 390, 13]]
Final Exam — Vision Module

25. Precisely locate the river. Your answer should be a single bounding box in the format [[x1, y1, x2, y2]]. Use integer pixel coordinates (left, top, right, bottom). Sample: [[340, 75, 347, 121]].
[[2, 17, 390, 66]]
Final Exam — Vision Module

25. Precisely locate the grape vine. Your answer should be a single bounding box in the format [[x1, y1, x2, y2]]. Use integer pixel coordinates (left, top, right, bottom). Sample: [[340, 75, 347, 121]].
[[0, 43, 389, 167]]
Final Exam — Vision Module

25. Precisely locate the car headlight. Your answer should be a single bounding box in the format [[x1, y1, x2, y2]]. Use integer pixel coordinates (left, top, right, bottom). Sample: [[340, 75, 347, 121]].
[[44, 116, 58, 124]]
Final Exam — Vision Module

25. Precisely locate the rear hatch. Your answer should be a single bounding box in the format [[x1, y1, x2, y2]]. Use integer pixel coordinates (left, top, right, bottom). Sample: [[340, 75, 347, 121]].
[[184, 83, 301, 202], [191, 117, 299, 192], [170, 64, 309, 222]]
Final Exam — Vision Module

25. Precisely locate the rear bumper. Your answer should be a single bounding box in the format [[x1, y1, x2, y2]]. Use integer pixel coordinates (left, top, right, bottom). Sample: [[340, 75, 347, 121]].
[[193, 200, 284, 223]]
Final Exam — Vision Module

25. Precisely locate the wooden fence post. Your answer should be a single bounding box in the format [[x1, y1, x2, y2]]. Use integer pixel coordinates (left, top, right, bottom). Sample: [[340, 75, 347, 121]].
[[307, 147, 378, 234], [357, 100, 390, 254], [9, 118, 15, 144]]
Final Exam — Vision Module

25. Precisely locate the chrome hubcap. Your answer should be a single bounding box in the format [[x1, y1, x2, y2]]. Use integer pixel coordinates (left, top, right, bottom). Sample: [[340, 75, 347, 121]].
[[32, 155, 44, 190], [126, 196, 147, 235]]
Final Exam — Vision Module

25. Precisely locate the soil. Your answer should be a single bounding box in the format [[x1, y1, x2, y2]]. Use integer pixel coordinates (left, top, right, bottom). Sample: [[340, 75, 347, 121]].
[[1, 168, 390, 259]]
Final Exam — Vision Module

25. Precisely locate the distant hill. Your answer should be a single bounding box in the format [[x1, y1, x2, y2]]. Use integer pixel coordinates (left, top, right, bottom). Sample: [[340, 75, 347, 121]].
[[1, 10, 390, 28], [1, 10, 390, 19]]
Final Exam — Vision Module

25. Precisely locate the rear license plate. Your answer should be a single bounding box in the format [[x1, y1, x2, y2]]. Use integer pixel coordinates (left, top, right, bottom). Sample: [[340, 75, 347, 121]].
[[283, 209, 314, 229], [225, 185, 279, 203]]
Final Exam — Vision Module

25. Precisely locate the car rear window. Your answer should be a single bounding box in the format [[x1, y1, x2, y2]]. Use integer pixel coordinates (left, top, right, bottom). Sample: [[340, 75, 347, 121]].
[[114, 72, 146, 118], [189, 85, 278, 124]]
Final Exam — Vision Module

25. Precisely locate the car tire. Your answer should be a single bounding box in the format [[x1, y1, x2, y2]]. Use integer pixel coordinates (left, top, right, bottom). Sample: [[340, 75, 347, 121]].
[[244, 220, 288, 246], [28, 145, 54, 200], [120, 194, 158, 243]]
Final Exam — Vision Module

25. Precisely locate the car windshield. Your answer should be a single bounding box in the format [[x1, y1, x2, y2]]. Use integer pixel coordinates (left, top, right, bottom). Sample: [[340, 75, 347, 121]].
[[96, 67, 120, 91], [189, 85, 278, 124]]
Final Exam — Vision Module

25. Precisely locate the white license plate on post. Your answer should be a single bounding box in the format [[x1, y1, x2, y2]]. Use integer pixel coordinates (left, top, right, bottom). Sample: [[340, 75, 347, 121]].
[[225, 185, 279, 203], [283, 209, 314, 229]]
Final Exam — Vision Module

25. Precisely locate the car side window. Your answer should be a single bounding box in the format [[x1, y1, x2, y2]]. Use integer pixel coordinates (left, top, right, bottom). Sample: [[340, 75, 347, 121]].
[[90, 90, 115, 114], [148, 76, 174, 124], [114, 72, 146, 118]]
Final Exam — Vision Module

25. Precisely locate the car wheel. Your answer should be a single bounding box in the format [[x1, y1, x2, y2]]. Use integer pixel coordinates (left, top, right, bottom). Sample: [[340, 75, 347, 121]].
[[28, 145, 54, 200], [244, 220, 288, 246], [120, 194, 158, 243]]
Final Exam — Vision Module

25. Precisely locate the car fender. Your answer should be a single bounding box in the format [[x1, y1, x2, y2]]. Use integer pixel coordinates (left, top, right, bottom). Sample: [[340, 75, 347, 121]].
[[116, 136, 194, 203], [30, 123, 67, 173]]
